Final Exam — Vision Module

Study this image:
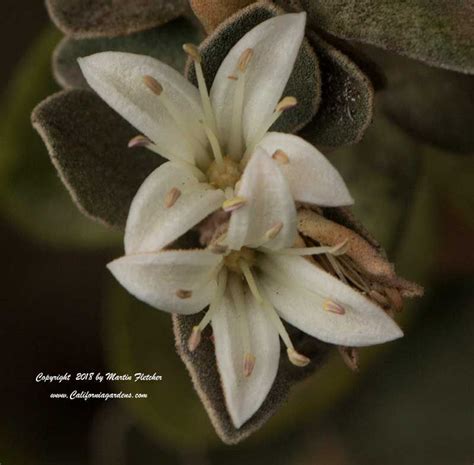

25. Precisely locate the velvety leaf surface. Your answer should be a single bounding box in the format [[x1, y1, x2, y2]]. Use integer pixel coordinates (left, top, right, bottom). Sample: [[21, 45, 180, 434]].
[[362, 45, 474, 154], [54, 18, 203, 89], [0, 28, 119, 248], [186, 2, 322, 135], [46, 0, 188, 38], [103, 283, 218, 449], [173, 313, 329, 444], [104, 281, 330, 449], [32, 89, 161, 229], [300, 32, 374, 147], [299, 0, 474, 74]]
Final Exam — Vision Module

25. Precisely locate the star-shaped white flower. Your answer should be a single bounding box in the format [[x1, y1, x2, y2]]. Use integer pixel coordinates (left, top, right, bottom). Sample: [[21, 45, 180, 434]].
[[107, 187, 402, 427], [78, 13, 402, 428], [78, 13, 354, 254]]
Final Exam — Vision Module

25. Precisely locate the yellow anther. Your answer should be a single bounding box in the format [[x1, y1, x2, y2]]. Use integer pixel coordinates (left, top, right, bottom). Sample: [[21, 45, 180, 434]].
[[128, 135, 151, 148], [265, 222, 284, 241], [323, 300, 346, 315], [182, 43, 201, 63], [287, 348, 310, 367], [243, 353, 256, 377], [272, 149, 290, 165], [143, 75, 163, 95], [222, 196, 247, 212], [238, 48, 254, 73], [176, 289, 193, 299], [188, 326, 202, 352], [164, 187, 182, 208], [276, 96, 297, 112]]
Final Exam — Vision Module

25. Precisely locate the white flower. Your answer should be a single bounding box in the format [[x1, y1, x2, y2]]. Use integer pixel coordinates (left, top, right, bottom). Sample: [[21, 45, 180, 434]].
[[107, 205, 402, 428], [78, 13, 402, 428], [78, 13, 354, 254]]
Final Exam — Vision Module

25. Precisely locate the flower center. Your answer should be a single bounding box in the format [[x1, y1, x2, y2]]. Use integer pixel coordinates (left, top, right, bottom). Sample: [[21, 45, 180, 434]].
[[207, 156, 242, 190], [223, 247, 256, 274]]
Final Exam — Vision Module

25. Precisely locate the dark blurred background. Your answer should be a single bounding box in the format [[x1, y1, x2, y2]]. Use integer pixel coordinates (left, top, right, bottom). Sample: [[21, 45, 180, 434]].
[[0, 2, 472, 465]]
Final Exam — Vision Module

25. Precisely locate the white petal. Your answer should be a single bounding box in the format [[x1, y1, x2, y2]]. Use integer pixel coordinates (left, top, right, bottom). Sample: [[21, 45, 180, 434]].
[[79, 52, 208, 164], [210, 13, 306, 150], [226, 149, 297, 251], [125, 162, 225, 254], [259, 254, 403, 346], [211, 274, 280, 428], [258, 132, 353, 206], [107, 250, 222, 314]]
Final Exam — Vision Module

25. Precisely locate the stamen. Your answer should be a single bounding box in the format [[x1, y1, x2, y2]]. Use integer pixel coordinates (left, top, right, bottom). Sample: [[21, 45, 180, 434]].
[[142, 75, 210, 167], [337, 255, 371, 292], [143, 75, 163, 95], [229, 275, 253, 376], [338, 346, 359, 372], [183, 43, 219, 137], [287, 348, 311, 367], [323, 299, 346, 315], [253, 274, 312, 368], [239, 260, 263, 304], [242, 96, 298, 165], [182, 43, 201, 63], [188, 270, 228, 352], [238, 48, 254, 72], [203, 126, 224, 165], [272, 149, 290, 165], [176, 289, 193, 299], [274, 241, 348, 256], [222, 196, 247, 212], [128, 135, 151, 148], [164, 187, 181, 208], [265, 222, 284, 241], [229, 49, 253, 160], [275, 96, 297, 112], [188, 326, 202, 352], [326, 253, 349, 284], [243, 353, 256, 377]]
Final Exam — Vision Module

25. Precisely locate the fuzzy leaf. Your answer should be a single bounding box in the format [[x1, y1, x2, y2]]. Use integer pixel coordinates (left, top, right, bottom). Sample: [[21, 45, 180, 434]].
[[54, 18, 203, 89], [299, 0, 474, 74], [46, 0, 188, 38], [173, 313, 329, 444], [363, 45, 474, 154], [300, 32, 374, 147], [0, 28, 119, 248], [186, 2, 321, 135], [32, 89, 161, 228]]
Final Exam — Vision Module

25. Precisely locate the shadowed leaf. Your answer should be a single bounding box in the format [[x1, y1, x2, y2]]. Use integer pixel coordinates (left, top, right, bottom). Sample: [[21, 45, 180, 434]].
[[173, 313, 329, 444], [300, 32, 374, 147], [54, 18, 203, 89], [299, 0, 474, 74], [32, 89, 161, 228], [46, 0, 188, 38], [0, 28, 119, 248]]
